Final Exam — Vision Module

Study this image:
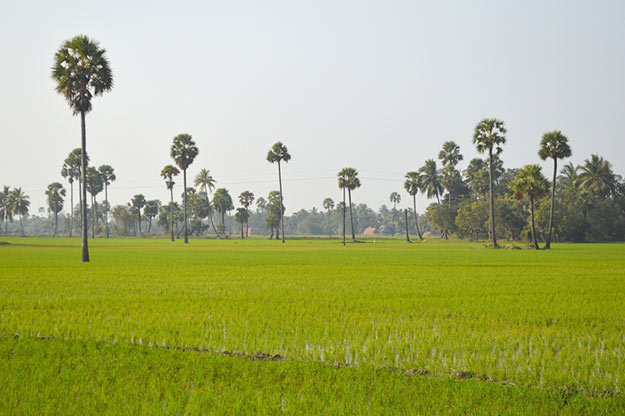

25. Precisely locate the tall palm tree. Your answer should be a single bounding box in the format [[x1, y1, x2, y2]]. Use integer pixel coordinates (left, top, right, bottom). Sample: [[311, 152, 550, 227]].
[[419, 159, 443, 203], [234, 208, 249, 239], [510, 165, 550, 249], [86, 167, 103, 239], [538, 131, 572, 249], [0, 186, 10, 235], [438, 141, 464, 168], [238, 191, 255, 238], [160, 164, 180, 242], [338, 171, 347, 246], [267, 142, 291, 244], [194, 168, 219, 237], [322, 197, 334, 239], [131, 194, 147, 234], [473, 118, 507, 248], [213, 188, 234, 231], [404, 171, 423, 240], [170, 133, 199, 244], [9, 188, 30, 236], [338, 168, 361, 242], [52, 35, 113, 262], [98, 165, 116, 239], [389, 192, 401, 210], [577, 154, 618, 197], [46, 182, 66, 237]]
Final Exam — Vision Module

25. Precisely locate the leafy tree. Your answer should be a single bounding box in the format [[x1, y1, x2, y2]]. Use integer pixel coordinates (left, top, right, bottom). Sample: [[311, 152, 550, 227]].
[[267, 191, 284, 240], [455, 201, 489, 240], [52, 35, 113, 262], [510, 165, 550, 249], [438, 141, 463, 168], [473, 118, 507, 248], [404, 171, 423, 240], [110, 205, 134, 236], [441, 165, 463, 207], [425, 203, 456, 239], [389, 192, 401, 210], [160, 164, 180, 242], [419, 159, 443, 203], [194, 168, 218, 237], [8, 188, 30, 236], [234, 208, 249, 239], [131, 194, 147, 234], [266, 142, 291, 243], [256, 197, 267, 213], [213, 188, 233, 229], [157, 202, 182, 238], [98, 165, 116, 239], [238, 191, 255, 238], [338, 168, 361, 242], [322, 197, 334, 238], [464, 158, 489, 199], [86, 167, 103, 239], [170, 133, 199, 243], [144, 200, 161, 233], [46, 182, 66, 237], [538, 131, 572, 249]]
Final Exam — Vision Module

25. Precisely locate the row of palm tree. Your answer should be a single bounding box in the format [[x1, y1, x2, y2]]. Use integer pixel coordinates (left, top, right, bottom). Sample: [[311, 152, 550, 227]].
[[0, 187, 30, 236]]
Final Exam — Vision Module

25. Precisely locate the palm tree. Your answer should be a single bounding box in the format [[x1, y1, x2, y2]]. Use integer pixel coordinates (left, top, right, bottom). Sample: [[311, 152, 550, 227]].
[[419, 159, 443, 203], [98, 165, 116, 239], [213, 188, 234, 234], [46, 182, 66, 237], [558, 162, 578, 189], [404, 171, 423, 240], [86, 167, 103, 239], [194, 168, 219, 237], [577, 154, 618, 198], [322, 197, 334, 239], [0, 186, 10, 235], [9, 188, 30, 236], [160, 165, 180, 242], [52, 35, 113, 262], [234, 208, 249, 239], [338, 171, 347, 245], [144, 200, 161, 233], [267, 142, 291, 243], [389, 192, 401, 210], [438, 141, 464, 168], [338, 168, 361, 242], [510, 165, 550, 249], [538, 131, 572, 249], [131, 194, 147, 234], [238, 191, 255, 238], [170, 133, 199, 244], [473, 118, 507, 248], [441, 165, 463, 207]]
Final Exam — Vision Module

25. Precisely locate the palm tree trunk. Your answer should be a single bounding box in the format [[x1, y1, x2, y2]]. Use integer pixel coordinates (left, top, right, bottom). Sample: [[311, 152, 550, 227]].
[[91, 195, 95, 239], [277, 161, 285, 244], [78, 178, 83, 234], [413, 194, 423, 240], [148, 218, 152, 233], [327, 210, 331, 239], [348, 189, 356, 242], [405, 209, 411, 243], [69, 181, 74, 238], [545, 158, 557, 249], [80, 110, 89, 262], [530, 197, 539, 249], [54, 201, 58, 237], [19, 213, 24, 236], [137, 210, 141, 234], [104, 184, 109, 239], [183, 168, 188, 244], [342, 187, 346, 246], [488, 147, 497, 248], [170, 187, 175, 242], [240, 223, 244, 239]]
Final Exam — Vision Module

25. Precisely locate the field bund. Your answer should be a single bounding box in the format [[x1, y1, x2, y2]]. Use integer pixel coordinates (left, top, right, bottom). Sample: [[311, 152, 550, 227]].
[[1, 238, 624, 414]]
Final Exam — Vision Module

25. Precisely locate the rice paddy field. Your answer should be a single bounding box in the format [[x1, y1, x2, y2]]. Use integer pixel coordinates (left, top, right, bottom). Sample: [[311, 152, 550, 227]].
[[1, 237, 625, 414]]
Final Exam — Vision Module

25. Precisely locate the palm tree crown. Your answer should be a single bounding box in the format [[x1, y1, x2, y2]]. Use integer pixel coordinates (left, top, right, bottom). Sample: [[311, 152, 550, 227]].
[[438, 141, 463, 167], [511, 165, 550, 202], [194, 169, 216, 194], [473, 119, 507, 155], [578, 154, 619, 197], [51, 35, 113, 115], [404, 172, 421, 196], [418, 159, 443, 202], [161, 165, 180, 190], [98, 165, 116, 185], [538, 131, 572, 162], [266, 142, 291, 164], [170, 134, 199, 170]]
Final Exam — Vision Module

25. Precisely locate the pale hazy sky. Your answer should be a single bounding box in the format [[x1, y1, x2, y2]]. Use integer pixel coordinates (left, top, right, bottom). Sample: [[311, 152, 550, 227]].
[[1, 0, 624, 215]]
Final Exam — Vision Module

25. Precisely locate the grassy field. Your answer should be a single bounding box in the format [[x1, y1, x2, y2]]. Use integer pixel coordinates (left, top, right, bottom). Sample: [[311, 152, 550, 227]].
[[1, 237, 624, 414]]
